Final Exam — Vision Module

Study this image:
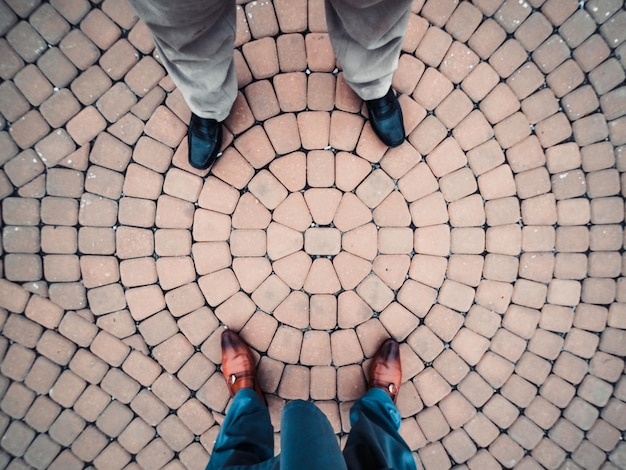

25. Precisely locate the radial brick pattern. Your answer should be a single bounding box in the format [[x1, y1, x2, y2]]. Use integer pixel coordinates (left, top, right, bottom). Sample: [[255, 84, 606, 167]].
[[1, 0, 626, 468]]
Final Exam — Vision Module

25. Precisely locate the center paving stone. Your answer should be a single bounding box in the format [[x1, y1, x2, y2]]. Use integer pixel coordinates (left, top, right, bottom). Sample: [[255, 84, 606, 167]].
[[304, 227, 341, 256]]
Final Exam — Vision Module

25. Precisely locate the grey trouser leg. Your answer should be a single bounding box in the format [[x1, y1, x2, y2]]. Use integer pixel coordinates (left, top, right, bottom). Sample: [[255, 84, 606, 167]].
[[128, 0, 238, 121], [325, 0, 413, 100], [129, 0, 411, 116]]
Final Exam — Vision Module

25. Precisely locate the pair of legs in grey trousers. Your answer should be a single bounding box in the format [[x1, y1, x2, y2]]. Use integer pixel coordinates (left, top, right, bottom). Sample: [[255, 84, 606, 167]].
[[128, 0, 412, 121], [206, 388, 417, 469]]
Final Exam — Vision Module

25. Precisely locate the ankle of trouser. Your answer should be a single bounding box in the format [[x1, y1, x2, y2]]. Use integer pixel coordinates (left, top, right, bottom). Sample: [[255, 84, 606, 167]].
[[207, 388, 274, 470], [348, 75, 394, 102], [351, 387, 402, 432]]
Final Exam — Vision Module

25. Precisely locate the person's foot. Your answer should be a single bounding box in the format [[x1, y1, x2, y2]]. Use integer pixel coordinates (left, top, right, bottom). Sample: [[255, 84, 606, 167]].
[[368, 338, 402, 403], [365, 88, 405, 148], [187, 113, 223, 170], [221, 329, 266, 403]]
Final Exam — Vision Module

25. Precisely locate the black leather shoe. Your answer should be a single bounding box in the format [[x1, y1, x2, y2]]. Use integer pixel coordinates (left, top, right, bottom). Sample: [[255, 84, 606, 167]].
[[365, 88, 405, 148], [187, 113, 223, 170]]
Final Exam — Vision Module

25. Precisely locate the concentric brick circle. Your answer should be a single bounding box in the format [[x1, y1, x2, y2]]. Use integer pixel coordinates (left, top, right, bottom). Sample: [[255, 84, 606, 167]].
[[1, 1, 625, 469]]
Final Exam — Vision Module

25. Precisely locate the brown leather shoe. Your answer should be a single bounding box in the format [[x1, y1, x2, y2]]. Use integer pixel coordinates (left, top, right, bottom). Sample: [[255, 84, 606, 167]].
[[368, 338, 402, 403], [221, 329, 266, 404]]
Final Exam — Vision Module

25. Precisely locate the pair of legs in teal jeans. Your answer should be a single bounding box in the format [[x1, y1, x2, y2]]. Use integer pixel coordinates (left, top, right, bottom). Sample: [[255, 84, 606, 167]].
[[206, 332, 417, 470]]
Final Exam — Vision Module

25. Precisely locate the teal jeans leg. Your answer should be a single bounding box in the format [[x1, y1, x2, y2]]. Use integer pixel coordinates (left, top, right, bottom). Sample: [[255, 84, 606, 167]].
[[206, 389, 275, 470], [343, 388, 417, 470], [280, 400, 348, 470]]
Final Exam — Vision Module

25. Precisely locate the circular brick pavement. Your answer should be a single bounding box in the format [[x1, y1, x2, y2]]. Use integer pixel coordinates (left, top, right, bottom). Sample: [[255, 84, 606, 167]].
[[1, 1, 626, 469]]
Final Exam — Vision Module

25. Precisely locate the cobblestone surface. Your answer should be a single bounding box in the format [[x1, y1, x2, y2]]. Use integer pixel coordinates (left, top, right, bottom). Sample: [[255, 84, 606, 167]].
[[1, 0, 625, 468]]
